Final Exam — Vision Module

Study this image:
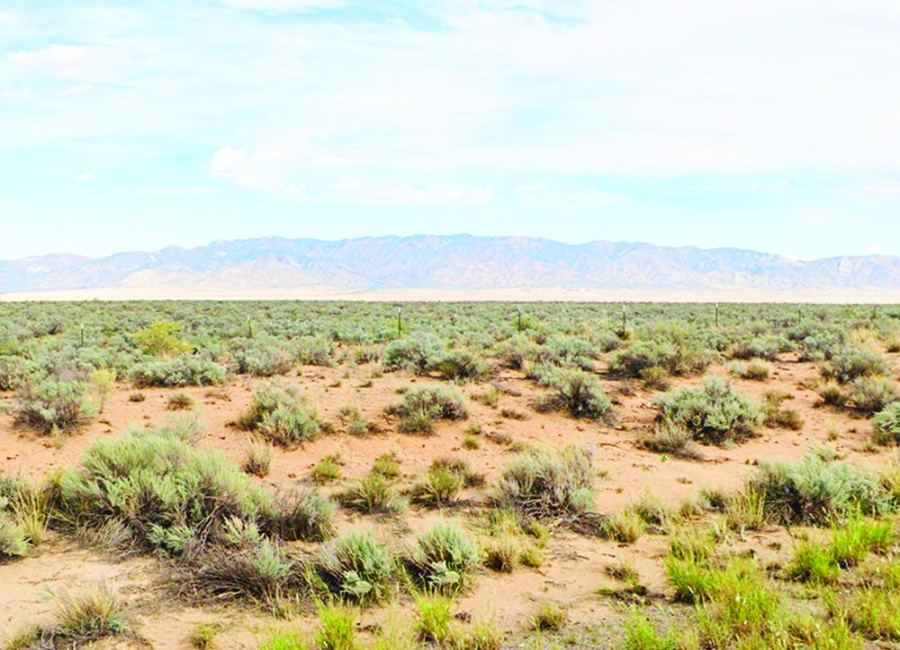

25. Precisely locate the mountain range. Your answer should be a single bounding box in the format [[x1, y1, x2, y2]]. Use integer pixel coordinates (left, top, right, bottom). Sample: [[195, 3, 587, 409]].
[[1, 235, 898, 302]]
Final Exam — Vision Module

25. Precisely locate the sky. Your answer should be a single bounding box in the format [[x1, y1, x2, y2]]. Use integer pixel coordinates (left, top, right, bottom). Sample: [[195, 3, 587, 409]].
[[1, 0, 900, 261]]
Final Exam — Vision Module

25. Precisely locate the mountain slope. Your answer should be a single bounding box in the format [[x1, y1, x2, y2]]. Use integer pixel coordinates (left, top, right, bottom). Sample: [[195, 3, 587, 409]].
[[1, 235, 898, 300]]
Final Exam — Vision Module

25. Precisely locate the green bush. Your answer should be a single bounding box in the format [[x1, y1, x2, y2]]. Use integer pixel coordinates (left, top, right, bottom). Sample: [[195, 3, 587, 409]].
[[388, 385, 467, 434], [315, 529, 395, 604], [655, 378, 762, 445], [873, 403, 900, 445], [53, 426, 333, 554], [609, 337, 712, 378], [749, 454, 891, 525], [434, 349, 487, 382], [0, 355, 26, 391], [0, 512, 28, 560], [295, 335, 335, 367], [404, 521, 481, 594], [14, 378, 97, 434], [130, 356, 226, 388], [499, 445, 597, 520], [533, 367, 615, 422], [821, 346, 888, 384], [266, 488, 336, 543], [232, 337, 294, 376], [339, 472, 406, 515], [236, 383, 324, 447], [132, 320, 192, 358], [192, 538, 296, 602], [410, 466, 464, 508], [384, 335, 444, 375], [730, 336, 786, 361], [850, 376, 898, 414]]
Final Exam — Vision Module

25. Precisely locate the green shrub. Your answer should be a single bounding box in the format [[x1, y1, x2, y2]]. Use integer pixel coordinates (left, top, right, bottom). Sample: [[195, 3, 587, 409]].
[[821, 346, 888, 384], [640, 366, 671, 390], [266, 489, 336, 542], [850, 376, 898, 414], [232, 337, 294, 376], [404, 521, 481, 594], [0, 355, 26, 391], [14, 378, 97, 434], [130, 356, 226, 388], [388, 385, 467, 434], [372, 451, 401, 479], [749, 454, 891, 525], [295, 336, 335, 367], [434, 349, 487, 381], [498, 445, 596, 520], [315, 529, 395, 604], [0, 512, 28, 560], [873, 403, 900, 445], [339, 472, 406, 515], [53, 426, 332, 554], [655, 378, 762, 445], [533, 367, 615, 422], [414, 592, 455, 644], [311, 454, 343, 485], [132, 320, 192, 358], [192, 538, 295, 602], [787, 541, 840, 584], [167, 392, 194, 411], [236, 383, 324, 446], [411, 466, 463, 508], [314, 601, 358, 650], [384, 335, 444, 375], [730, 336, 785, 361], [609, 336, 712, 378]]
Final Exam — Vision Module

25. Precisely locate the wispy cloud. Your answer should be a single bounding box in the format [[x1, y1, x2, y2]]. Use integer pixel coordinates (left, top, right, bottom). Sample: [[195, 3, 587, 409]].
[[137, 187, 219, 197], [2, 0, 900, 259]]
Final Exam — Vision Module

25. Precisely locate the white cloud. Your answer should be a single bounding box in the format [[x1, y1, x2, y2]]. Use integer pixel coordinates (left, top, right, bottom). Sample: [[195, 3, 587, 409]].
[[137, 187, 218, 196], [7, 44, 89, 77], [6, 0, 900, 211], [312, 154, 360, 166], [75, 173, 93, 182], [212, 146, 301, 192], [316, 182, 493, 204], [219, 0, 345, 10]]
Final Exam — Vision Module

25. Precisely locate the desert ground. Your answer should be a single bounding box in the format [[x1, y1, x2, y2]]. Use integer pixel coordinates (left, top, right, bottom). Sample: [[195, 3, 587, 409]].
[[1, 302, 899, 649]]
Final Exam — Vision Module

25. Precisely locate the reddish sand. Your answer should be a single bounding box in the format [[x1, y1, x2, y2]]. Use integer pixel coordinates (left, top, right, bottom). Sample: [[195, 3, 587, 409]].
[[1, 349, 898, 647]]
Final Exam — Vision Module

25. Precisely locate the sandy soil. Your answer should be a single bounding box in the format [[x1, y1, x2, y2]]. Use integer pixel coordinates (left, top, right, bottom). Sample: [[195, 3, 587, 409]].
[[1, 350, 898, 648]]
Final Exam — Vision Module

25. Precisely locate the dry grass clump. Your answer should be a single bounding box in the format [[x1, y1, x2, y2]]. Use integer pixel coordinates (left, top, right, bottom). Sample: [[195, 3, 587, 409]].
[[498, 445, 597, 525], [9, 584, 129, 649], [637, 422, 703, 459]]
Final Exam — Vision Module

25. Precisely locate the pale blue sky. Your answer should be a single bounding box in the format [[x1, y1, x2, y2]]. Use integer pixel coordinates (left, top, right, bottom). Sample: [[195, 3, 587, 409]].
[[2, 0, 899, 260]]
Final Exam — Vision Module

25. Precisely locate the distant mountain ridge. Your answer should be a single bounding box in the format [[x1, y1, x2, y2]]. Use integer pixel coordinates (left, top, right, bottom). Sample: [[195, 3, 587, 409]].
[[1, 235, 899, 301]]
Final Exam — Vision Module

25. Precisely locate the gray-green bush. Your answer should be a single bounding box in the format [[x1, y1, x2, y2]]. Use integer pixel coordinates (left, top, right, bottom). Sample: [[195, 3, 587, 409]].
[[655, 377, 762, 445]]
